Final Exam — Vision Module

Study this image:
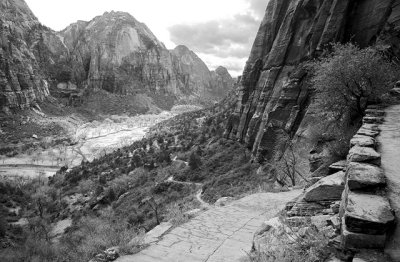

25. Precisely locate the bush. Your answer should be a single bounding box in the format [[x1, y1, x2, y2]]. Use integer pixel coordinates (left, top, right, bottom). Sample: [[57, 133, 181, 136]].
[[57, 209, 142, 262], [188, 152, 201, 170], [311, 43, 398, 117], [0, 214, 7, 237]]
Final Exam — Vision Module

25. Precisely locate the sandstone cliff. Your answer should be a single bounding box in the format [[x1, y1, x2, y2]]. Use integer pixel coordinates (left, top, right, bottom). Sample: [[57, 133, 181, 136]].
[[0, 0, 67, 112], [225, 0, 400, 167], [0, 1, 233, 112], [58, 12, 233, 107]]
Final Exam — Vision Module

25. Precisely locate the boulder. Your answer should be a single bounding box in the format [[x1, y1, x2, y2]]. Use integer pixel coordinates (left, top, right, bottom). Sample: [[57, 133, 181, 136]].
[[215, 197, 234, 207], [89, 246, 119, 262], [346, 162, 385, 190], [253, 217, 289, 254], [305, 177, 322, 188], [304, 171, 345, 202], [347, 146, 381, 165], [344, 192, 394, 235], [350, 135, 376, 148], [310, 215, 331, 229], [389, 87, 400, 97], [184, 208, 202, 218], [329, 160, 347, 173]]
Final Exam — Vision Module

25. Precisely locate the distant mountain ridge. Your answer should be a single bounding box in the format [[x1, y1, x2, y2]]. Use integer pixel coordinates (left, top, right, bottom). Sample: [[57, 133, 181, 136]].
[[0, 3, 233, 112]]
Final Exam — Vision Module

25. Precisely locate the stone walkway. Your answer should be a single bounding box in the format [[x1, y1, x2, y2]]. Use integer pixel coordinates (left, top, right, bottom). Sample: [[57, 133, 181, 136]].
[[379, 104, 400, 260], [116, 190, 301, 262]]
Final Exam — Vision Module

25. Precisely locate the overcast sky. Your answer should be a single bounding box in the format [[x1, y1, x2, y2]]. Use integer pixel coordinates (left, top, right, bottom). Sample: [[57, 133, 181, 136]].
[[24, 0, 268, 76]]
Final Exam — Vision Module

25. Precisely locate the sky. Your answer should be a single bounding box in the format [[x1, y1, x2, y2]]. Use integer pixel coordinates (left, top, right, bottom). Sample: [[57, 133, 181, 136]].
[[24, 0, 269, 77]]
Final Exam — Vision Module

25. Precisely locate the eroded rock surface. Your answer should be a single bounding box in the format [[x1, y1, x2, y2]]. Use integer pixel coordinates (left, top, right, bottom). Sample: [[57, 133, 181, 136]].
[[225, 0, 400, 166], [304, 171, 345, 202], [58, 13, 233, 106], [344, 192, 394, 235], [346, 162, 385, 190], [347, 146, 381, 165], [0, 0, 67, 110]]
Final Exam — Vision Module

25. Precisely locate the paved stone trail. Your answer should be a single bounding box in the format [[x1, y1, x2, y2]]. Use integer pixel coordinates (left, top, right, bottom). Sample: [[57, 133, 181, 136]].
[[379, 104, 400, 260], [117, 190, 301, 262]]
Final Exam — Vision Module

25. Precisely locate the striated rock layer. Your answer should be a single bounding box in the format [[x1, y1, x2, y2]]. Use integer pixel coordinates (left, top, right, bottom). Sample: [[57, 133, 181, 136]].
[[0, 1, 233, 111], [225, 0, 400, 164], [0, 0, 68, 111]]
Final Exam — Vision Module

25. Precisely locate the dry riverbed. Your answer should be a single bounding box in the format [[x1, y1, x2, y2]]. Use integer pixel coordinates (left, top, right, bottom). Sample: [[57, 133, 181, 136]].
[[0, 105, 202, 179]]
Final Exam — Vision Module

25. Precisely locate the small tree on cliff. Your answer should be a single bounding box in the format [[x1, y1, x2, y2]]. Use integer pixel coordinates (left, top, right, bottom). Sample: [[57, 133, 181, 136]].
[[311, 43, 397, 117]]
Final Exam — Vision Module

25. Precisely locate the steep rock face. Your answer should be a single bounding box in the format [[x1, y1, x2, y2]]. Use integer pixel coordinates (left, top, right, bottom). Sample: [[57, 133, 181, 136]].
[[59, 12, 232, 107], [0, 0, 67, 111], [211, 66, 236, 100], [225, 0, 400, 164]]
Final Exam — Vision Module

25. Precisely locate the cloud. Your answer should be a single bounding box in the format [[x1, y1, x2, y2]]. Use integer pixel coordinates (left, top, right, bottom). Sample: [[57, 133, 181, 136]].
[[248, 0, 269, 19], [169, 13, 259, 59], [168, 0, 270, 76]]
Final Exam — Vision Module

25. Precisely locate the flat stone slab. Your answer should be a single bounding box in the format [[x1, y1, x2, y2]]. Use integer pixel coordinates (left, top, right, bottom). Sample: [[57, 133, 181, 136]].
[[357, 127, 380, 137], [304, 171, 345, 202], [344, 192, 395, 235], [365, 109, 385, 117], [329, 160, 347, 173], [361, 123, 380, 131], [116, 190, 302, 262], [350, 135, 376, 148], [363, 116, 384, 124], [346, 162, 385, 190], [341, 220, 386, 249], [352, 250, 392, 262], [347, 146, 381, 165]]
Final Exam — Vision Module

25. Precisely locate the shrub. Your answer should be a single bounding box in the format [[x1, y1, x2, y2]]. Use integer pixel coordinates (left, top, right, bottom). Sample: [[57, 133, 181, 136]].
[[188, 152, 201, 170], [311, 43, 398, 117], [0, 214, 6, 237], [58, 209, 141, 262]]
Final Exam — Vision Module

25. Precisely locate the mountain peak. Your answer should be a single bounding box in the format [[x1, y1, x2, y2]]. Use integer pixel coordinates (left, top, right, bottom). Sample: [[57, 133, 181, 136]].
[[214, 66, 230, 76]]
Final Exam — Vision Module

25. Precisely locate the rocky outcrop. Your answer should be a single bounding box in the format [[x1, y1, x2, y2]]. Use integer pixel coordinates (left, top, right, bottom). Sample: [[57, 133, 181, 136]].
[[225, 0, 400, 164], [0, 0, 67, 111], [58, 12, 233, 107]]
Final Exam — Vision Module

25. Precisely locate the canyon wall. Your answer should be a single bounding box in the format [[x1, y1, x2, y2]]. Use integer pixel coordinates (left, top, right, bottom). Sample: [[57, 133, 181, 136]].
[[0, 1, 234, 112], [58, 11, 233, 107], [225, 0, 400, 166], [0, 0, 67, 111]]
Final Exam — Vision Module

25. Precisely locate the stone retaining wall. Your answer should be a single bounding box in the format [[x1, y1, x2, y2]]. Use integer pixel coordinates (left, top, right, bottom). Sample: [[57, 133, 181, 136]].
[[339, 105, 395, 249]]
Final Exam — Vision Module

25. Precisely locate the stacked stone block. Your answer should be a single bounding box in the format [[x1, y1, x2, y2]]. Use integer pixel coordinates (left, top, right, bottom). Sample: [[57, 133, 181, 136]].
[[340, 105, 395, 249]]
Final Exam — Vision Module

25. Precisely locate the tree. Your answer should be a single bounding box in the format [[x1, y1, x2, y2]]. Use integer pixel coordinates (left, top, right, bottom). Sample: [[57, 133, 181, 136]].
[[188, 152, 201, 170], [311, 43, 398, 117], [140, 196, 161, 225]]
